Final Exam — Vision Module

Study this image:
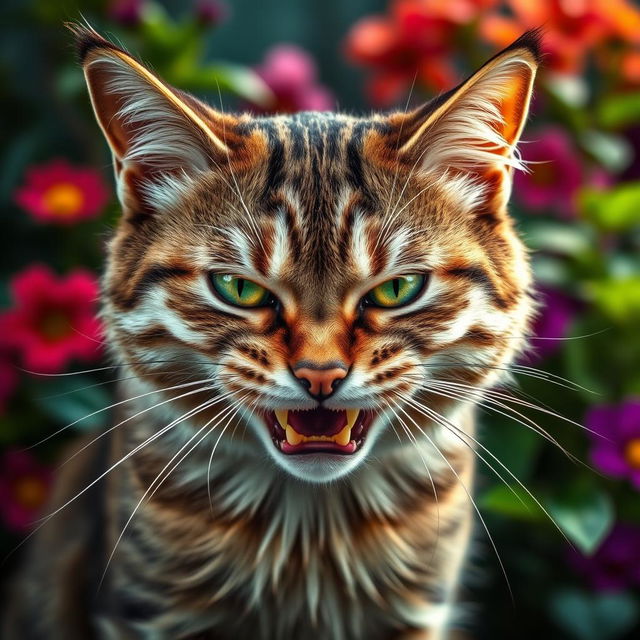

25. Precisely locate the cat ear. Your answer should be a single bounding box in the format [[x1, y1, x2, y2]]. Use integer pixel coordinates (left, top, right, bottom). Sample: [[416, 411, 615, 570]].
[[71, 24, 237, 214], [390, 30, 541, 210]]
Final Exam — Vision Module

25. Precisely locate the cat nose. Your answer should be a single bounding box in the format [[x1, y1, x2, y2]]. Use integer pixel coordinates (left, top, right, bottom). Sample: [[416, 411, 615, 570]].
[[293, 362, 348, 400]]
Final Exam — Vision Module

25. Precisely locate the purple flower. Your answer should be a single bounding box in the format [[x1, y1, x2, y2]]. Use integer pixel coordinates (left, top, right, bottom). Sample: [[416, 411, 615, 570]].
[[514, 127, 583, 217], [568, 524, 640, 591], [195, 0, 229, 26], [252, 45, 334, 113], [528, 286, 577, 361], [587, 399, 640, 488]]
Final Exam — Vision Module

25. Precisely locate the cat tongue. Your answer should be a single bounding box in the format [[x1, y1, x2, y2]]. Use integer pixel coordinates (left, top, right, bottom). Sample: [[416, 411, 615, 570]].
[[287, 408, 347, 437]]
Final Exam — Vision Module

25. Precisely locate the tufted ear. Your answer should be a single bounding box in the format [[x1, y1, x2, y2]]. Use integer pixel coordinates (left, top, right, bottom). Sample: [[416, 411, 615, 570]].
[[389, 30, 541, 210], [70, 24, 240, 215]]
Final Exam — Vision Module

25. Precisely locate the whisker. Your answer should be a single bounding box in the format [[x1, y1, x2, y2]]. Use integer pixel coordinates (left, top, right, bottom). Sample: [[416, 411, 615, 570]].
[[99, 394, 248, 588], [392, 401, 514, 604], [29, 378, 214, 449]]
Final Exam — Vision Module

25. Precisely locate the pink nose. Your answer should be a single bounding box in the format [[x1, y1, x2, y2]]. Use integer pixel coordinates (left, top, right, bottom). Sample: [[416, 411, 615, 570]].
[[293, 364, 348, 399]]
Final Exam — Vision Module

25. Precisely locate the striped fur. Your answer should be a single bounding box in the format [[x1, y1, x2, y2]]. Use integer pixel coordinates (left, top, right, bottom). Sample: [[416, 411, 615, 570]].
[[4, 26, 541, 639]]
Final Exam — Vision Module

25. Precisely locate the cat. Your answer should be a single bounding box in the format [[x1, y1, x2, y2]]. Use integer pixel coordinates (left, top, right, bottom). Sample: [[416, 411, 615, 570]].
[[3, 24, 540, 640]]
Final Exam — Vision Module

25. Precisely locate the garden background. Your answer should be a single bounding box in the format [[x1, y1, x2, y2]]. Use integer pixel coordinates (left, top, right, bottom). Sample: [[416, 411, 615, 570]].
[[1, 0, 640, 638]]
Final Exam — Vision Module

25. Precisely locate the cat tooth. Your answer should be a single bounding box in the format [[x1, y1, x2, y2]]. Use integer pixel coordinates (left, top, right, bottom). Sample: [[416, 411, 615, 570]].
[[334, 425, 352, 447], [285, 424, 304, 446], [275, 410, 289, 430], [346, 409, 360, 430]]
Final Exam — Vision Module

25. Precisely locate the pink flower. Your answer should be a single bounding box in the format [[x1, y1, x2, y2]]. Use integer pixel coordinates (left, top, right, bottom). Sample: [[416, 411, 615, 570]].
[[15, 159, 110, 225], [253, 45, 334, 113], [514, 128, 583, 217], [0, 265, 103, 374], [0, 449, 52, 533], [586, 399, 640, 488]]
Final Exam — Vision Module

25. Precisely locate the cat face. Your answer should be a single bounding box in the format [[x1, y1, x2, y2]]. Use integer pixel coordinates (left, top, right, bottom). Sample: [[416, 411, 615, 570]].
[[76, 26, 539, 482]]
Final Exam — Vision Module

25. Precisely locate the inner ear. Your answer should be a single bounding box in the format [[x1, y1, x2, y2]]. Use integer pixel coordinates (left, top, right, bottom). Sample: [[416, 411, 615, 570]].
[[71, 24, 259, 214], [378, 30, 541, 204]]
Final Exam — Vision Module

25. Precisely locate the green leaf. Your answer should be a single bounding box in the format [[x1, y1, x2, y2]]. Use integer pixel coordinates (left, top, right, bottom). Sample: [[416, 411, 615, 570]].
[[588, 276, 640, 323], [33, 376, 112, 432], [547, 480, 614, 554], [526, 221, 594, 256], [579, 182, 640, 231], [579, 130, 632, 172], [549, 589, 639, 640], [481, 484, 544, 521], [597, 92, 640, 129]]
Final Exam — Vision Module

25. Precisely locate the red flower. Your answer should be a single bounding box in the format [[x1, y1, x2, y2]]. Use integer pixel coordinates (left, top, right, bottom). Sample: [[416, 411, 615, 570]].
[[0, 265, 102, 374], [252, 45, 334, 113], [345, 0, 498, 105], [0, 449, 52, 533], [0, 337, 18, 415], [481, 0, 640, 77], [15, 159, 110, 225]]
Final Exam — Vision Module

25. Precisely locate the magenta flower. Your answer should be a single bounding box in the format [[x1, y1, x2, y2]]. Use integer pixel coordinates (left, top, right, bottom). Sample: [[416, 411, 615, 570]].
[[15, 159, 110, 225], [108, 0, 145, 26], [195, 0, 229, 25], [253, 45, 334, 113], [0, 264, 103, 374], [568, 524, 640, 591], [586, 399, 640, 488], [527, 286, 577, 361], [0, 449, 52, 533], [514, 128, 583, 217]]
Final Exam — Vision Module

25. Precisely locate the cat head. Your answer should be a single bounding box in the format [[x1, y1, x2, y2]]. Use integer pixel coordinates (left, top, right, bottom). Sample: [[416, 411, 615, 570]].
[[74, 25, 540, 482]]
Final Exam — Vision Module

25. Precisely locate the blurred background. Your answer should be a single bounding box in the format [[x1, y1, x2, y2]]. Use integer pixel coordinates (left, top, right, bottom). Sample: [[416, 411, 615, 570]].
[[1, 0, 640, 638]]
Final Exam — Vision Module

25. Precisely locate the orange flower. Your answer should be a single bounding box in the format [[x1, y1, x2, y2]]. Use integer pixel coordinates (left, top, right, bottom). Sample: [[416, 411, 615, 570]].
[[481, 0, 640, 76]]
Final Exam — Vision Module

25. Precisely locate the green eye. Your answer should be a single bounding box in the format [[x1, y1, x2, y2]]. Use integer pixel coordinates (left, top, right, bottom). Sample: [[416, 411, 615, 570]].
[[211, 274, 272, 308], [365, 274, 426, 308]]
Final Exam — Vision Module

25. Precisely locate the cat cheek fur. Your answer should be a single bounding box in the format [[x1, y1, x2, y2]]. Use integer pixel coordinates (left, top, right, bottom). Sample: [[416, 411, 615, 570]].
[[4, 25, 541, 640]]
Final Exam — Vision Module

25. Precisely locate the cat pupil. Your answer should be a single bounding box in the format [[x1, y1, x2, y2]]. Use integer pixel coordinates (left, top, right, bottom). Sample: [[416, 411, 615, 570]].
[[237, 278, 245, 297], [392, 278, 400, 297]]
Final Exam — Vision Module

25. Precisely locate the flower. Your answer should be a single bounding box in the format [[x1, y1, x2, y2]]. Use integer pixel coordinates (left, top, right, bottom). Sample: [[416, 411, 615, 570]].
[[568, 524, 640, 591], [528, 286, 578, 361], [252, 45, 334, 113], [108, 0, 145, 26], [0, 265, 102, 374], [586, 399, 640, 488], [0, 449, 52, 533], [195, 0, 229, 25], [514, 128, 583, 217], [481, 0, 640, 77], [0, 340, 18, 415], [15, 159, 110, 225], [345, 0, 498, 105]]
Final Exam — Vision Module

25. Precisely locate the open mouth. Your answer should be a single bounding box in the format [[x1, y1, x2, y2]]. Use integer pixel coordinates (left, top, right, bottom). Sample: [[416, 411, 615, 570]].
[[266, 408, 374, 455]]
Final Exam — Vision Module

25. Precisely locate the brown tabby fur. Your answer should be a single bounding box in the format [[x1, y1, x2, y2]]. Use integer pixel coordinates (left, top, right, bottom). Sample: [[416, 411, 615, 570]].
[[4, 24, 541, 640]]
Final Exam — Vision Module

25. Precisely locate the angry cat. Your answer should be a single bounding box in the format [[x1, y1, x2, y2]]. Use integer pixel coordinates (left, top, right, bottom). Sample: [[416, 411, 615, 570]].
[[4, 24, 540, 640]]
